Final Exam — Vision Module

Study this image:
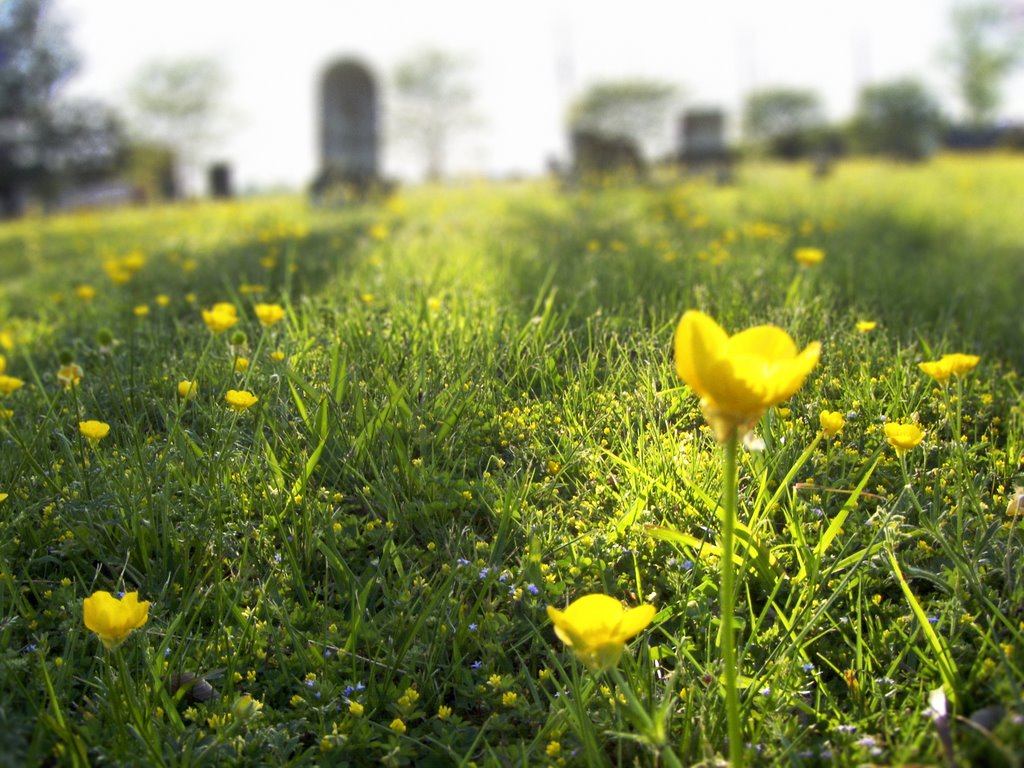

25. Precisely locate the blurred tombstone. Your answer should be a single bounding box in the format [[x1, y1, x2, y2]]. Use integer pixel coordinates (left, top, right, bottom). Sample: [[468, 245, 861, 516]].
[[678, 109, 734, 182], [311, 58, 380, 201], [569, 130, 646, 184], [207, 162, 233, 199]]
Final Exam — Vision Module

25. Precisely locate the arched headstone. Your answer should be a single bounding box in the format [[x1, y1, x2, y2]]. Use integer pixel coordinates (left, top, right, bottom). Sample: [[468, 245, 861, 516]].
[[315, 59, 379, 194]]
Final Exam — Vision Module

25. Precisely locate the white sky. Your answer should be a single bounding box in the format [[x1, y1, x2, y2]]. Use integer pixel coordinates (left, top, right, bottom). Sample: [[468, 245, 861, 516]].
[[58, 0, 1024, 191]]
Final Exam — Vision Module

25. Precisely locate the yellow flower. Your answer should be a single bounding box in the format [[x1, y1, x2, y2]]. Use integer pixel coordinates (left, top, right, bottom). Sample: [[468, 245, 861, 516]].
[[819, 410, 845, 438], [919, 353, 980, 382], [83, 590, 149, 650], [0, 493, 7, 503], [225, 389, 258, 413], [201, 303, 238, 334], [884, 422, 924, 457], [348, 701, 364, 717], [0, 375, 24, 395], [855, 320, 877, 333], [794, 247, 824, 266], [254, 303, 286, 327], [546, 593, 656, 673], [57, 363, 83, 389], [436, 705, 452, 720], [941, 353, 980, 376], [233, 356, 250, 373], [133, 304, 150, 318], [231, 695, 263, 721], [75, 285, 97, 301], [155, 294, 171, 307], [389, 718, 406, 735], [79, 420, 110, 444], [918, 358, 954, 382], [674, 310, 821, 442], [270, 349, 286, 362], [177, 380, 198, 400]]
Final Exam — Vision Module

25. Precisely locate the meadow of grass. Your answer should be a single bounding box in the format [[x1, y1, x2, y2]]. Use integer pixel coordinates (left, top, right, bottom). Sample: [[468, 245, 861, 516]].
[[0, 154, 1022, 766]]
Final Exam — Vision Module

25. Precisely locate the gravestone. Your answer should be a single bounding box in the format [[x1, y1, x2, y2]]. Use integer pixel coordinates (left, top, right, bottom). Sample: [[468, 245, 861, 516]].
[[569, 130, 646, 184], [207, 162, 233, 199], [678, 109, 734, 181], [312, 58, 379, 198]]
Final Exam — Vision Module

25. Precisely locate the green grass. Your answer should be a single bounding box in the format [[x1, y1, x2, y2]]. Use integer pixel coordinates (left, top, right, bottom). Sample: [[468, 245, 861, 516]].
[[1, 155, 1023, 766]]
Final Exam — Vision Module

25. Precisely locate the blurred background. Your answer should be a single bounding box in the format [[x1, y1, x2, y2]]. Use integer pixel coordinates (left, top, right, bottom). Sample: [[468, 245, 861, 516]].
[[2, 0, 1023, 210]]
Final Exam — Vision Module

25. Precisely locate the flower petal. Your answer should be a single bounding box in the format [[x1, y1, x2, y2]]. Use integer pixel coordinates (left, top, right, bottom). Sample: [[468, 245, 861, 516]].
[[674, 311, 728, 400], [727, 325, 797, 360], [614, 604, 657, 642]]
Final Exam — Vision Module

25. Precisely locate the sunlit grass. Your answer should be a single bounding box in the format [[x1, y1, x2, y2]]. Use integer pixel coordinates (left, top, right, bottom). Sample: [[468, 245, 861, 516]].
[[1, 155, 1022, 765]]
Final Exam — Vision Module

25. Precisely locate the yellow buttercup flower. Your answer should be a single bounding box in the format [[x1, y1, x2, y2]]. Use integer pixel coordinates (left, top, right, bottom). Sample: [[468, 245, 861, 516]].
[[794, 247, 824, 266], [0, 375, 24, 395], [674, 310, 821, 442], [819, 410, 845, 438], [75, 284, 97, 301], [201, 302, 238, 334], [928, 353, 979, 378], [233, 356, 250, 373], [254, 303, 286, 327], [57, 363, 83, 389], [83, 590, 150, 650], [225, 390, 258, 413], [918, 359, 954, 382], [546, 594, 656, 673], [884, 422, 924, 457], [942, 353, 980, 375], [177, 380, 198, 400], [855, 320, 877, 333], [919, 353, 979, 383], [79, 420, 110, 444], [0, 354, 5, 374]]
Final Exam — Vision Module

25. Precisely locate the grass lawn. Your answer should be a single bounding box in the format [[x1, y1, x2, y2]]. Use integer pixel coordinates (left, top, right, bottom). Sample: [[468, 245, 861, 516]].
[[1, 154, 1023, 766]]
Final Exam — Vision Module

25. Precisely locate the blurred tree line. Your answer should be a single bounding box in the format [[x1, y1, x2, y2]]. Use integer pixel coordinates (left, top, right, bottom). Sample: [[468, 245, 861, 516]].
[[742, 1, 1022, 162], [0, 0, 226, 217], [0, 0, 124, 215]]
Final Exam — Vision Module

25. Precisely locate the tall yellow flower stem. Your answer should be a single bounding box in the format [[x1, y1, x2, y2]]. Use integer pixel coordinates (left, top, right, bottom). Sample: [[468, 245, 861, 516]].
[[720, 433, 744, 767]]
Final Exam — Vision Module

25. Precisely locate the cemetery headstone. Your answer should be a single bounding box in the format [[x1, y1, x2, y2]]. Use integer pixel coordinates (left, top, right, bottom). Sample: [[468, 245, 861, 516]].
[[312, 58, 380, 199], [678, 109, 734, 182], [208, 162, 233, 199], [569, 130, 645, 184]]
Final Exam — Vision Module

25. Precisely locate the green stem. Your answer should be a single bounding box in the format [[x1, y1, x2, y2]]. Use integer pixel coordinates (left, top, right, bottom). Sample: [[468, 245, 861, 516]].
[[608, 669, 683, 768], [721, 433, 744, 766]]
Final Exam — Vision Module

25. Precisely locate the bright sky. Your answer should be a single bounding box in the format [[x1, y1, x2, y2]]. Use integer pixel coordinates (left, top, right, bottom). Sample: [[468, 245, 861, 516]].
[[59, 0, 1024, 191]]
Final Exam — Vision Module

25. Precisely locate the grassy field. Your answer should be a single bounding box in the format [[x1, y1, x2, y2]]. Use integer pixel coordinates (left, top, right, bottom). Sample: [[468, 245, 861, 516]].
[[1, 155, 1023, 766]]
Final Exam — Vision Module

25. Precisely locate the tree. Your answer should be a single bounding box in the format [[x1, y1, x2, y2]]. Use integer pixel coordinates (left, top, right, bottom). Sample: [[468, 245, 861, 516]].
[[742, 88, 824, 159], [943, 1, 1023, 126], [0, 0, 119, 214], [850, 79, 944, 160], [568, 79, 678, 160], [126, 56, 229, 196], [390, 48, 478, 181]]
